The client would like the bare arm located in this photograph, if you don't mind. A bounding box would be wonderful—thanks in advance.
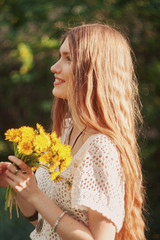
[88,209,116,240]
[6,156,116,240]
[0,161,37,225]
[16,194,38,226]
[4,159,38,225]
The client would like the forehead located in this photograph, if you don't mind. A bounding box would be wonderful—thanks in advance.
[60,38,70,54]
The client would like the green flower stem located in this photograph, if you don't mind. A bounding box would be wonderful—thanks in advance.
[5,143,19,218]
[5,185,12,211]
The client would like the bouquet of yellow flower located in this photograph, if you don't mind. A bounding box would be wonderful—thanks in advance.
[4,123,72,218]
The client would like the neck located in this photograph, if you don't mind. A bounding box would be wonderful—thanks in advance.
[67,119,86,149]
[72,118,85,132]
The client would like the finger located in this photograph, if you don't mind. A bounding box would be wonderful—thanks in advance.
[0,162,12,175]
[6,170,33,194]
[5,175,19,191]
[0,162,11,170]
[7,163,28,175]
[6,176,15,187]
[6,169,18,179]
[8,156,30,172]
[5,169,24,184]
[7,164,19,175]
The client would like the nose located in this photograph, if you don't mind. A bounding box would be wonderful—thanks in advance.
[50,61,61,73]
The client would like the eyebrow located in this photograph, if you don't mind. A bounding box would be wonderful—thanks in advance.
[59,50,70,56]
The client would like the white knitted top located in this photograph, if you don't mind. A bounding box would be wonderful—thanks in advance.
[30,123,125,239]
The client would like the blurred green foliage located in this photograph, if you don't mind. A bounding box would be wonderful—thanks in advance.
[0,0,160,239]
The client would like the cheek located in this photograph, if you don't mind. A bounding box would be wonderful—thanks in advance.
[52,84,68,99]
[65,68,72,81]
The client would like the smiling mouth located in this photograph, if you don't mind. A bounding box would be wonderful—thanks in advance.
[54,77,65,86]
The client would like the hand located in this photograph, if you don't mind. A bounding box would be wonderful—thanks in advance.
[0,162,11,187]
[5,156,40,203]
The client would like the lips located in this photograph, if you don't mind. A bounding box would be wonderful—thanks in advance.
[54,76,65,86]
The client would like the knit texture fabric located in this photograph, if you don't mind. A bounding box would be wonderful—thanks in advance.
[30,124,125,239]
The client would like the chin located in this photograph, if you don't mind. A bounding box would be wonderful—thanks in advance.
[52,89,68,99]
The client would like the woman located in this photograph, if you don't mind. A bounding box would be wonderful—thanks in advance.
[0,23,146,240]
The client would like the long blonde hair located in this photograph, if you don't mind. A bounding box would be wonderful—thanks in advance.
[52,23,146,239]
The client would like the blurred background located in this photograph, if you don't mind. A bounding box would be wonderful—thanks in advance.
[0,0,159,239]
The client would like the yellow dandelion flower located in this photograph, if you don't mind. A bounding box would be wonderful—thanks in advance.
[54,176,62,182]
[49,156,60,171]
[51,131,61,145]
[59,156,72,173]
[59,165,66,173]
[17,140,33,155]
[51,131,57,140]
[38,152,52,165]
[51,143,61,155]
[5,128,22,143]
[34,133,51,154]
[50,154,60,163]
[58,144,72,159]
[50,171,59,181]
[20,126,35,143]
[36,123,45,134]
[31,166,39,172]
[64,156,72,167]
[49,162,59,172]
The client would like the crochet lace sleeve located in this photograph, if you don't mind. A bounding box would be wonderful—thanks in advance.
[71,134,125,232]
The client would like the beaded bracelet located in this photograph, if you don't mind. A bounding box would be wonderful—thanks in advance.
[52,211,67,233]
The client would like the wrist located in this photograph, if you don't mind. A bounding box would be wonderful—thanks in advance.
[28,188,44,207]
[21,210,38,222]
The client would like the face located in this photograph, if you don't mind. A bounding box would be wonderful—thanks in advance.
[50,38,72,99]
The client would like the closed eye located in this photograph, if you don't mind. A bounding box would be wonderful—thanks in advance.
[66,56,71,62]
[58,53,71,62]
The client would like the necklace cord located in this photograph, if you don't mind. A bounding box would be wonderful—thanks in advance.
[68,127,86,150]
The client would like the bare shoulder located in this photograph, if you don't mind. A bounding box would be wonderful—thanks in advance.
[82,128,100,142]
